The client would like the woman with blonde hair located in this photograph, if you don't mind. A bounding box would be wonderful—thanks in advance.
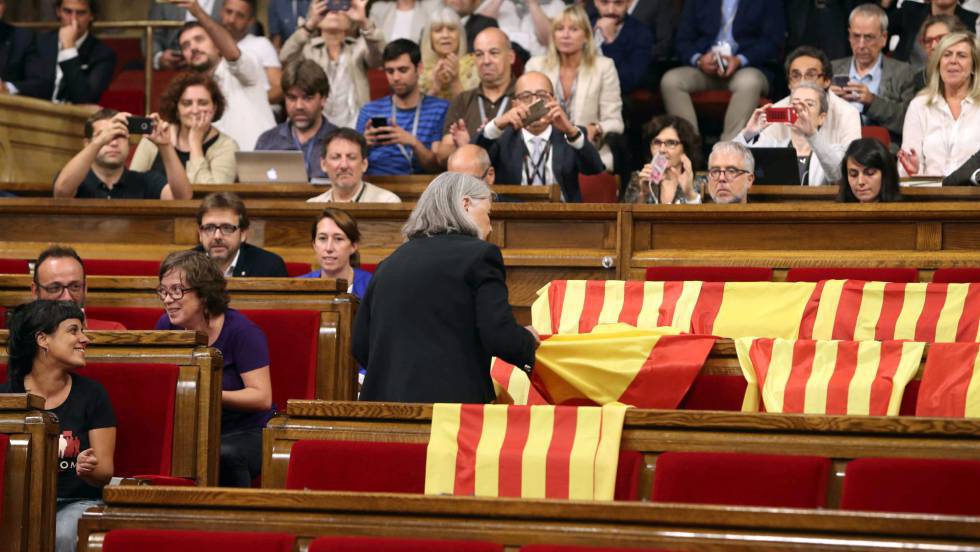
[525,4,623,170]
[900,32,980,177]
[419,7,479,99]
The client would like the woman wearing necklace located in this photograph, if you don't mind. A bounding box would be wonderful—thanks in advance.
[2,301,116,552]
[735,82,845,186]
[281,0,385,129]
[900,32,980,178]
[130,73,238,184]
[299,208,372,298]
[525,4,623,171]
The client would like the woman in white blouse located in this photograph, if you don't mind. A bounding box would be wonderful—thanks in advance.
[525,4,623,171]
[900,32,980,177]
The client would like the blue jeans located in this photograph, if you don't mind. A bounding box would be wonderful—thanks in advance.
[56,498,102,552]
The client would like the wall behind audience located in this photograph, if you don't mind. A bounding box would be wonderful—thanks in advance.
[11,1,273,33]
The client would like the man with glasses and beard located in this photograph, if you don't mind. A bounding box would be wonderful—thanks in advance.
[193,192,289,277]
[31,245,125,329]
[706,141,755,204]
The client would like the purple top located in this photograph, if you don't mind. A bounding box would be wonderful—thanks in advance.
[156,308,274,433]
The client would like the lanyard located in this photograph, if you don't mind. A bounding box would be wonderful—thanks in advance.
[523,138,552,185]
[478,95,509,124]
[391,98,423,163]
[291,122,321,179]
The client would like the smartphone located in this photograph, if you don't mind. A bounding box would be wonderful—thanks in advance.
[522,99,549,126]
[715,50,729,73]
[765,106,798,125]
[126,116,155,135]
[649,153,669,184]
[832,75,850,87]
[326,0,351,10]
[370,116,389,128]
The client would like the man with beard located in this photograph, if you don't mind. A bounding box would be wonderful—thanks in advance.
[355,39,448,175]
[255,60,337,180]
[174,0,275,150]
[194,192,289,277]
[590,0,652,95]
[307,128,400,202]
[706,141,755,204]
[53,109,192,199]
[31,245,125,330]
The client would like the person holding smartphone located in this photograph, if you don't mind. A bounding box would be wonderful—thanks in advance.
[53,109,192,199]
[623,114,702,204]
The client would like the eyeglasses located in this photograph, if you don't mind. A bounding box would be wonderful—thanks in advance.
[514,91,553,103]
[922,34,947,48]
[156,286,193,300]
[789,69,823,82]
[36,282,84,295]
[199,223,239,235]
[708,167,750,180]
[652,139,681,149]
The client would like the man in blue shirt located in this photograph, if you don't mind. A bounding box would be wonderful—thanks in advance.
[268,0,310,49]
[255,59,337,180]
[355,39,449,176]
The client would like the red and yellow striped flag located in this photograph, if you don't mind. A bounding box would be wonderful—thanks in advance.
[799,280,980,343]
[425,403,628,500]
[916,343,980,417]
[735,338,924,415]
[490,357,550,405]
[689,282,816,338]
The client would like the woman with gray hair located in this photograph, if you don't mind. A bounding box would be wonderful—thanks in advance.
[418,7,479,99]
[735,81,846,185]
[353,172,539,403]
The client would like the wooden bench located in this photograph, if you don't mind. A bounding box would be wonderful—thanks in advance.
[747,184,970,202]
[0,276,359,402]
[76,486,980,551]
[0,330,221,486]
[262,398,980,509]
[0,393,59,552]
[0,95,89,184]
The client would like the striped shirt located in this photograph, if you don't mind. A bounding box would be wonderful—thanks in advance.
[356,94,449,175]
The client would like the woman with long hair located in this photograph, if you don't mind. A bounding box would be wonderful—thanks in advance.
[838,138,902,203]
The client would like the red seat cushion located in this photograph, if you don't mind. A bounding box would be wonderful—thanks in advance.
[841,457,980,516]
[786,267,918,283]
[932,268,980,283]
[861,125,891,150]
[285,262,312,277]
[522,546,678,552]
[83,363,177,478]
[579,173,619,203]
[678,374,747,411]
[84,307,163,330]
[645,266,773,282]
[368,68,389,100]
[83,259,161,276]
[614,450,643,501]
[286,440,427,493]
[651,451,830,508]
[241,310,320,410]
[0,258,30,274]
[309,536,503,552]
[0,434,8,522]
[103,529,294,552]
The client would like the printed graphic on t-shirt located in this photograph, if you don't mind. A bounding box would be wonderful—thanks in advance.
[59,430,81,472]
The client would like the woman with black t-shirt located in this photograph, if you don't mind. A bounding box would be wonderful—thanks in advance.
[1,301,116,552]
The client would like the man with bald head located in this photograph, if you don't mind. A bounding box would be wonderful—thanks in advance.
[448,144,495,185]
[476,71,605,202]
[436,27,515,165]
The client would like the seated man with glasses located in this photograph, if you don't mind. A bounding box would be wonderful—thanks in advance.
[706,141,755,204]
[192,192,289,277]
[474,71,605,202]
[31,245,125,329]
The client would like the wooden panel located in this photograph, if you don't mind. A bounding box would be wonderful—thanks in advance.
[0,95,92,184]
[650,222,918,251]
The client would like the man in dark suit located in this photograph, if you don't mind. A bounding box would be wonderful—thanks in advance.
[0,0,54,98]
[35,0,116,104]
[590,0,653,94]
[475,71,605,202]
[194,192,289,277]
[445,0,498,52]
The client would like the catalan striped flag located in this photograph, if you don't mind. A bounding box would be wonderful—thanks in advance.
[690,282,816,339]
[735,338,924,415]
[799,280,980,343]
[916,343,980,417]
[425,403,628,500]
[490,357,549,406]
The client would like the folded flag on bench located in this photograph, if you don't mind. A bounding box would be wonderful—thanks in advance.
[425,403,628,500]
[916,342,980,418]
[735,338,924,415]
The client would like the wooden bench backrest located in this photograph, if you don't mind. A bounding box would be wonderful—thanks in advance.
[0,394,59,552]
[0,331,221,486]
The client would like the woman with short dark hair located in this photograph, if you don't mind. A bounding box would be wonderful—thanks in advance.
[838,138,902,203]
[624,114,702,204]
[154,250,273,487]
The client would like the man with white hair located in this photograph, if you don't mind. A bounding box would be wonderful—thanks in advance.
[706,141,755,204]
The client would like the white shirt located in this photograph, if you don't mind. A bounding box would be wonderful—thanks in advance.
[53,32,89,102]
[770,90,862,149]
[185,0,216,21]
[901,93,980,177]
[389,8,416,41]
[307,181,402,203]
[237,35,279,92]
[211,51,276,151]
[222,248,242,277]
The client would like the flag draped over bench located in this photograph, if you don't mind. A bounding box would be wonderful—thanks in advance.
[735,338,924,415]
[916,342,980,417]
[425,403,628,500]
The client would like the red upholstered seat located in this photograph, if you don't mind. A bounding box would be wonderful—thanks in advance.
[241,310,321,411]
[101,38,142,77]
[678,374,747,411]
[614,450,643,501]
[103,529,294,552]
[861,125,891,149]
[0,258,30,274]
[84,307,163,330]
[0,434,8,523]
[841,457,980,516]
[522,546,678,552]
[368,68,389,100]
[786,267,918,283]
[932,268,980,283]
[579,173,619,203]
[309,536,503,552]
[645,266,773,282]
[84,363,178,479]
[651,451,830,508]
[360,263,377,273]
[285,262,312,277]
[83,259,161,276]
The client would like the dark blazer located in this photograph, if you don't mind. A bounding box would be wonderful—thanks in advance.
[890,3,978,63]
[475,125,606,202]
[464,14,498,52]
[0,21,52,99]
[590,14,653,94]
[193,242,288,277]
[37,31,116,103]
[354,233,537,404]
[944,149,980,187]
[831,56,915,137]
[674,0,785,82]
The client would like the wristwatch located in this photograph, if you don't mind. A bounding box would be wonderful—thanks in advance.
[565,129,583,142]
